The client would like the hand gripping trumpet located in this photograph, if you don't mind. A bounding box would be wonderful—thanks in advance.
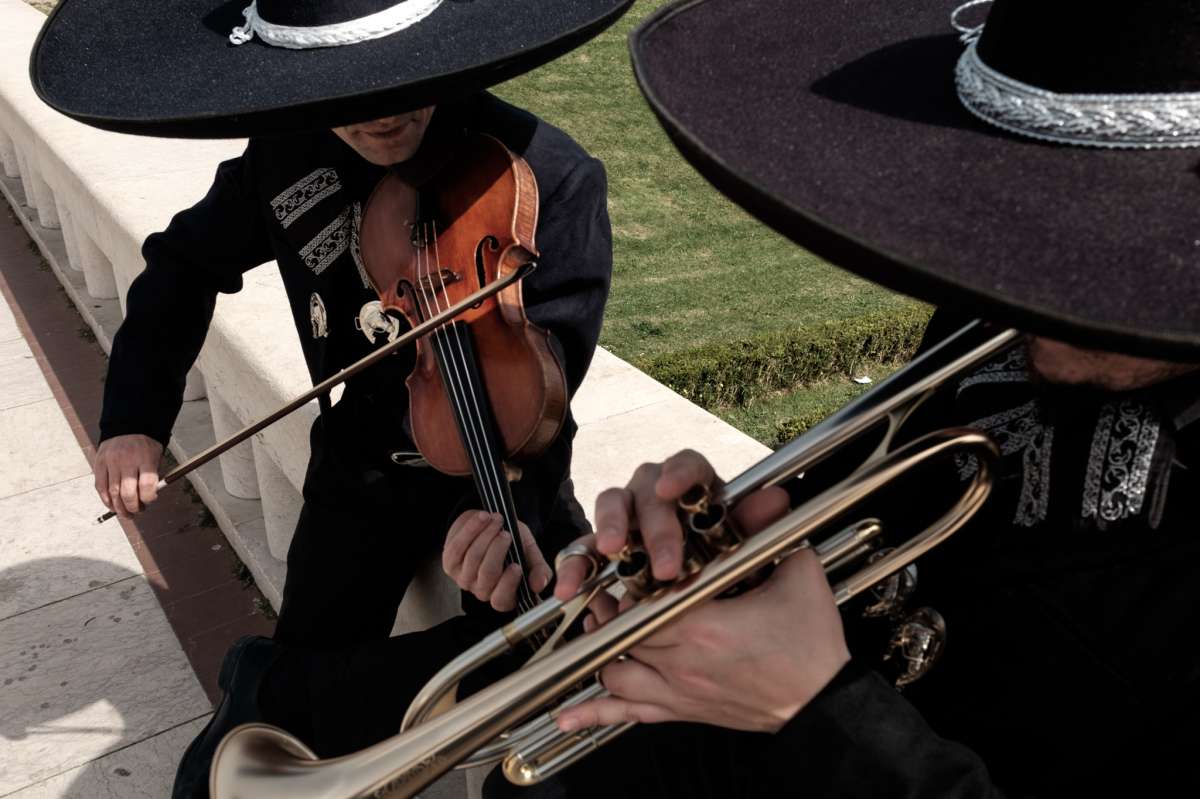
[210,321,1020,799]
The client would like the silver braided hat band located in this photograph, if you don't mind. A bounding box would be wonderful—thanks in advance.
[230,0,443,49]
[954,41,1200,150]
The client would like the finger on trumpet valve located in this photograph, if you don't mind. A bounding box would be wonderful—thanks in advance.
[615,547,656,599]
[677,483,710,514]
[862,550,918,619]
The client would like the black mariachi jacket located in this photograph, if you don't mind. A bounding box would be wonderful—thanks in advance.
[99,94,611,539]
[757,314,1200,797]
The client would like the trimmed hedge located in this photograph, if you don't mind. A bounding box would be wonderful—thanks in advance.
[636,304,933,409]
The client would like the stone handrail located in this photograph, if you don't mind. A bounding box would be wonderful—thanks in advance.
[0,0,770,636]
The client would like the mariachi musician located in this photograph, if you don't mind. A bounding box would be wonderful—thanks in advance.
[527,0,1200,797]
[30,0,630,796]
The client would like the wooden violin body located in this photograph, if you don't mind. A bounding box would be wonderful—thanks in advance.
[359,133,567,476]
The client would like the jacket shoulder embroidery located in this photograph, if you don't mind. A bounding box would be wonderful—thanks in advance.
[271,167,342,229]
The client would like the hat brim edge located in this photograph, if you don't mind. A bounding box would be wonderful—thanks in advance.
[629,0,1200,360]
[30,0,634,140]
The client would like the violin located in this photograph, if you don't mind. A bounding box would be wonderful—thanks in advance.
[358,132,567,614]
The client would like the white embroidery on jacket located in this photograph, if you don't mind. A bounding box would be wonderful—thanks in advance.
[958,400,1053,527]
[956,347,1029,395]
[350,202,372,289]
[1081,401,1161,522]
[271,168,342,229]
[300,207,352,275]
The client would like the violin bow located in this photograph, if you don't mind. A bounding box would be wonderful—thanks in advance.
[96,262,536,524]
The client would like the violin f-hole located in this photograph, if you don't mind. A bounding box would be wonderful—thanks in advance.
[473,236,500,308]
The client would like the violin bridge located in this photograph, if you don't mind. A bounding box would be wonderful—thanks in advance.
[410,223,429,249]
[417,269,462,295]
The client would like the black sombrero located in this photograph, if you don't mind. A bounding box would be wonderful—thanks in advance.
[631,0,1200,358]
[31,0,631,138]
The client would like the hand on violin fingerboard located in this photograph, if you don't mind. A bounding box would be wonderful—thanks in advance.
[443,510,551,612]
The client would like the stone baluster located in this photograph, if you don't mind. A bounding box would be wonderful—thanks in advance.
[0,129,18,178]
[74,227,119,300]
[207,390,260,500]
[53,197,83,272]
[15,147,35,211]
[183,367,207,402]
[28,169,59,230]
[251,436,301,562]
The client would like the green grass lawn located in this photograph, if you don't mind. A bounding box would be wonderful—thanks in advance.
[496,1,920,367]
[495,1,927,442]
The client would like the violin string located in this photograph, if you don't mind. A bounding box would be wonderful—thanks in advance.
[429,226,542,611]
[416,222,502,530]
[412,222,544,619]
[411,219,538,616]
[415,222,501,531]
[411,220,495,526]
[423,221,539,615]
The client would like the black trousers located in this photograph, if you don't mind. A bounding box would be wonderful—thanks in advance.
[266,392,587,756]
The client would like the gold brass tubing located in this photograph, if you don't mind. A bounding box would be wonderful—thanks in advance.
[812,519,883,567]
[212,429,997,799]
[401,564,621,769]
[210,323,1020,798]
[503,721,637,786]
[499,434,995,784]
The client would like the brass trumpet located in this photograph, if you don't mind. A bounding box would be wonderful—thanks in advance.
[210,321,1020,799]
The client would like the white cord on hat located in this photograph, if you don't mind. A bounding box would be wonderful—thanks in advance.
[230,0,443,49]
[950,0,991,44]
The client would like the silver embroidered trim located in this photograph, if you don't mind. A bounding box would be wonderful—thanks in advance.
[1081,401,1162,522]
[955,43,1200,149]
[350,202,372,289]
[300,207,352,275]
[958,400,1053,527]
[270,168,341,229]
[956,347,1029,395]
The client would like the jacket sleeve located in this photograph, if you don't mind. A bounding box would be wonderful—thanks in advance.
[521,155,613,399]
[100,144,274,445]
[764,660,1004,798]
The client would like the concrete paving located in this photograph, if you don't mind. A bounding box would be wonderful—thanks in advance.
[0,242,212,796]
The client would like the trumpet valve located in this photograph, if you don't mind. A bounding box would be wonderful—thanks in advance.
[687,501,739,554]
[862,551,918,618]
[677,483,710,514]
[615,548,656,599]
[883,607,946,688]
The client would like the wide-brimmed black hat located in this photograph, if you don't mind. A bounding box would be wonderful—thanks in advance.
[631,0,1200,358]
[31,0,631,138]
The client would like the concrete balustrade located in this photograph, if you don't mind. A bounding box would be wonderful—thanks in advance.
[0,0,770,703]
